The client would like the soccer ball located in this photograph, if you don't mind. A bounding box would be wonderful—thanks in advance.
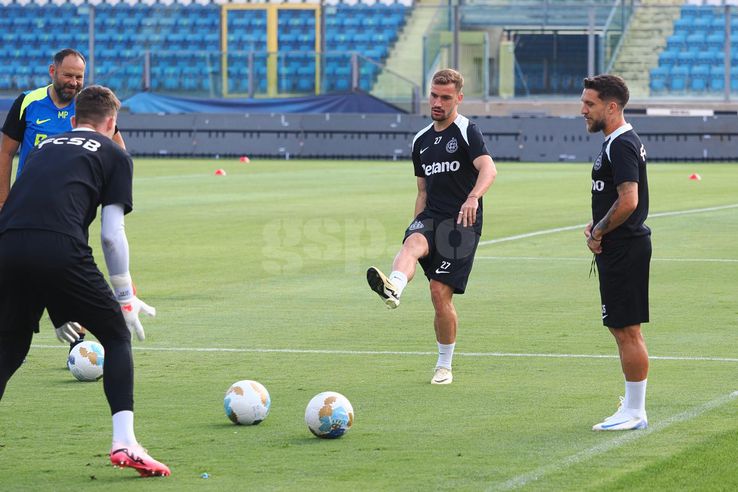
[224,380,271,425]
[67,341,105,382]
[304,391,354,438]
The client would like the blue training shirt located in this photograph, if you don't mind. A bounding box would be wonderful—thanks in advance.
[1,85,75,176]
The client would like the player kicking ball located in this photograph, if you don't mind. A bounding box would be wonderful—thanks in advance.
[367,69,496,385]
[0,86,169,476]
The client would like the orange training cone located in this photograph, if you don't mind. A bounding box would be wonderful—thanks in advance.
[215,169,227,176]
[689,173,701,181]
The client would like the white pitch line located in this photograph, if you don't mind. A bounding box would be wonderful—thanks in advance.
[28,345,738,363]
[476,256,738,263]
[479,203,738,247]
[649,203,738,218]
[492,390,738,491]
[479,224,586,246]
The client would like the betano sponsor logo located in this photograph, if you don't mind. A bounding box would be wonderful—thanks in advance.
[422,160,460,176]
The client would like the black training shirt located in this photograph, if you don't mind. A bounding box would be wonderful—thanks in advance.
[0,128,133,245]
[591,123,650,240]
[411,114,490,234]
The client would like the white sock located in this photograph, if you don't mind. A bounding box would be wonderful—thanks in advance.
[112,410,137,447]
[388,271,408,296]
[436,342,455,369]
[624,379,647,414]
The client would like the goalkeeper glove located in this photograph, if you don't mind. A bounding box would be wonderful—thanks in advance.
[110,273,156,341]
[55,321,82,344]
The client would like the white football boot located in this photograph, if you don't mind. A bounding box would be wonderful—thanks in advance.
[592,397,648,431]
[366,267,400,309]
[431,367,453,385]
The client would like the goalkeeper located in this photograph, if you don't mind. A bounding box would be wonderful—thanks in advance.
[0,86,169,477]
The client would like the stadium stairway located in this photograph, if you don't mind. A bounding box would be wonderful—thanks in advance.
[372,0,439,97]
[610,0,684,98]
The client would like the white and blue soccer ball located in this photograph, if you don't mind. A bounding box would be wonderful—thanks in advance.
[224,380,271,425]
[305,391,354,439]
[67,341,105,382]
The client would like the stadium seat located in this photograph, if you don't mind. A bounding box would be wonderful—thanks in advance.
[709,77,724,92]
[686,32,707,48]
[669,65,689,93]
[677,51,698,64]
[693,17,712,32]
[667,33,687,49]
[0,1,406,95]
[690,64,710,92]
[650,76,666,94]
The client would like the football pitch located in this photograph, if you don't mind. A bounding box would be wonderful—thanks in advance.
[1,158,737,491]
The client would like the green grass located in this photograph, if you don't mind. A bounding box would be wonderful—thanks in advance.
[1,159,737,491]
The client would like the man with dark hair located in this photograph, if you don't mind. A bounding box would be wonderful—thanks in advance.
[581,74,651,431]
[0,48,126,346]
[0,85,170,476]
[367,68,497,385]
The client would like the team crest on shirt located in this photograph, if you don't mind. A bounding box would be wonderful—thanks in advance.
[409,220,425,231]
[593,153,603,171]
[445,137,458,154]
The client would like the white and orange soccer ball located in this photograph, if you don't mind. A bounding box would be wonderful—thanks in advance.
[304,391,354,438]
[224,380,271,425]
[67,341,105,381]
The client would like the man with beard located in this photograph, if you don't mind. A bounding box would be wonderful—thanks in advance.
[581,74,651,431]
[0,48,126,347]
[0,85,169,477]
[366,69,497,385]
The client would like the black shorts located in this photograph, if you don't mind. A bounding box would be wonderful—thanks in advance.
[403,211,481,294]
[0,230,128,339]
[595,235,651,329]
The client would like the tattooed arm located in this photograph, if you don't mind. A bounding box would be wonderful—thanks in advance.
[587,181,639,253]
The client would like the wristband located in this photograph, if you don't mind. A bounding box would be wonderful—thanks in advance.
[110,273,134,301]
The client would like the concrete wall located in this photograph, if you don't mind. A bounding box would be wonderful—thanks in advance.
[3,111,737,162]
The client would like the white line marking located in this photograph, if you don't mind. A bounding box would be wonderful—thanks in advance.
[492,390,738,491]
[28,345,738,362]
[649,203,738,218]
[479,203,738,247]
[476,256,738,263]
[480,225,586,246]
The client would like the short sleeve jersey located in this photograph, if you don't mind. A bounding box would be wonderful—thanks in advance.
[591,123,650,240]
[0,129,133,245]
[411,114,490,234]
[1,85,75,175]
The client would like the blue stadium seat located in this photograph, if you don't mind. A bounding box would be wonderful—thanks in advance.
[709,76,724,92]
[661,64,686,94]
[650,66,669,78]
[657,49,676,70]
[333,78,350,92]
[706,32,725,50]
[296,77,314,92]
[686,32,706,48]
[709,16,726,31]
[673,17,694,34]
[689,64,710,78]
[677,51,697,64]
[680,5,700,19]
[0,2,402,95]
[650,76,666,94]
[692,17,711,32]
[0,74,12,91]
[667,33,687,49]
